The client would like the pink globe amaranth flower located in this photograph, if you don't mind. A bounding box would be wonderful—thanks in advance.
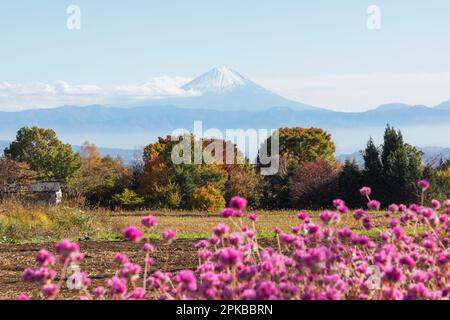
[129,287,146,300]
[418,179,430,191]
[307,223,320,235]
[113,253,129,265]
[162,228,176,241]
[195,239,210,249]
[279,233,296,244]
[220,208,234,218]
[122,225,144,243]
[337,205,349,214]
[141,215,158,228]
[36,249,55,267]
[209,235,220,245]
[444,199,450,209]
[431,199,441,210]
[319,210,339,225]
[143,242,155,253]
[383,267,405,283]
[55,239,79,261]
[242,289,257,300]
[42,284,59,299]
[256,281,278,299]
[213,223,229,237]
[21,268,37,282]
[108,276,127,295]
[353,209,365,220]
[274,227,281,234]
[93,286,105,298]
[360,186,372,197]
[389,219,400,229]
[229,196,247,210]
[399,255,416,269]
[333,199,345,208]
[367,200,381,211]
[362,217,373,230]
[388,204,399,212]
[16,294,30,300]
[217,247,243,267]
[120,263,141,279]
[249,213,258,221]
[176,270,197,291]
[297,211,309,221]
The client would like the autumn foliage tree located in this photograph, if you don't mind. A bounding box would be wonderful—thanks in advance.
[71,142,132,207]
[289,160,341,209]
[258,127,337,209]
[0,159,38,200]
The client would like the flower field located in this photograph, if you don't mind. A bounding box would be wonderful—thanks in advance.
[8,182,450,300]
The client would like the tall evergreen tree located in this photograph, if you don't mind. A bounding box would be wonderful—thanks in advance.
[362,138,383,200]
[338,159,364,208]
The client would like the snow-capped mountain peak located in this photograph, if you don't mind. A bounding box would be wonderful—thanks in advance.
[182,66,249,93]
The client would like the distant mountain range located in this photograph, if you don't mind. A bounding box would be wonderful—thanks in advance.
[337,147,450,166]
[0,140,138,164]
[0,67,449,154]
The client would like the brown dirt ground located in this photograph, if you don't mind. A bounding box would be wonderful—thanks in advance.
[0,239,200,300]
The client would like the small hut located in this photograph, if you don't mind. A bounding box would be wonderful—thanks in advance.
[27,181,63,205]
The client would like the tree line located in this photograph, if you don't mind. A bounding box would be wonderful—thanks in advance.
[1,126,448,210]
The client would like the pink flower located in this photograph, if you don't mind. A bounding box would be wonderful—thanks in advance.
[297,212,309,221]
[333,199,345,208]
[41,284,59,299]
[220,208,234,218]
[113,253,129,265]
[431,199,441,210]
[176,270,197,291]
[122,226,144,242]
[229,196,247,210]
[162,228,176,241]
[129,287,146,300]
[367,200,381,211]
[36,249,55,267]
[108,276,127,295]
[143,242,155,252]
[93,287,105,298]
[213,223,229,237]
[249,213,258,221]
[418,180,430,191]
[444,199,450,209]
[16,294,30,300]
[141,216,158,228]
[360,187,372,197]
[353,209,366,220]
[319,210,339,225]
[55,239,79,261]
[217,248,243,266]
[388,204,399,212]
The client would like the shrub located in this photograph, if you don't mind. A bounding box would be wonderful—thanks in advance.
[112,188,144,210]
[191,184,225,211]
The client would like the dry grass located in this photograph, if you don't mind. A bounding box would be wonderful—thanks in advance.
[0,202,415,243]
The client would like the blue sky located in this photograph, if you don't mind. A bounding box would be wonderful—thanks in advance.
[1,0,450,111]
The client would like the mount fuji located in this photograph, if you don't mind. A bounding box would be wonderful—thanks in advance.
[141,67,319,111]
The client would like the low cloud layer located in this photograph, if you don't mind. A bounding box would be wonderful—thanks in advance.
[0,77,197,111]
